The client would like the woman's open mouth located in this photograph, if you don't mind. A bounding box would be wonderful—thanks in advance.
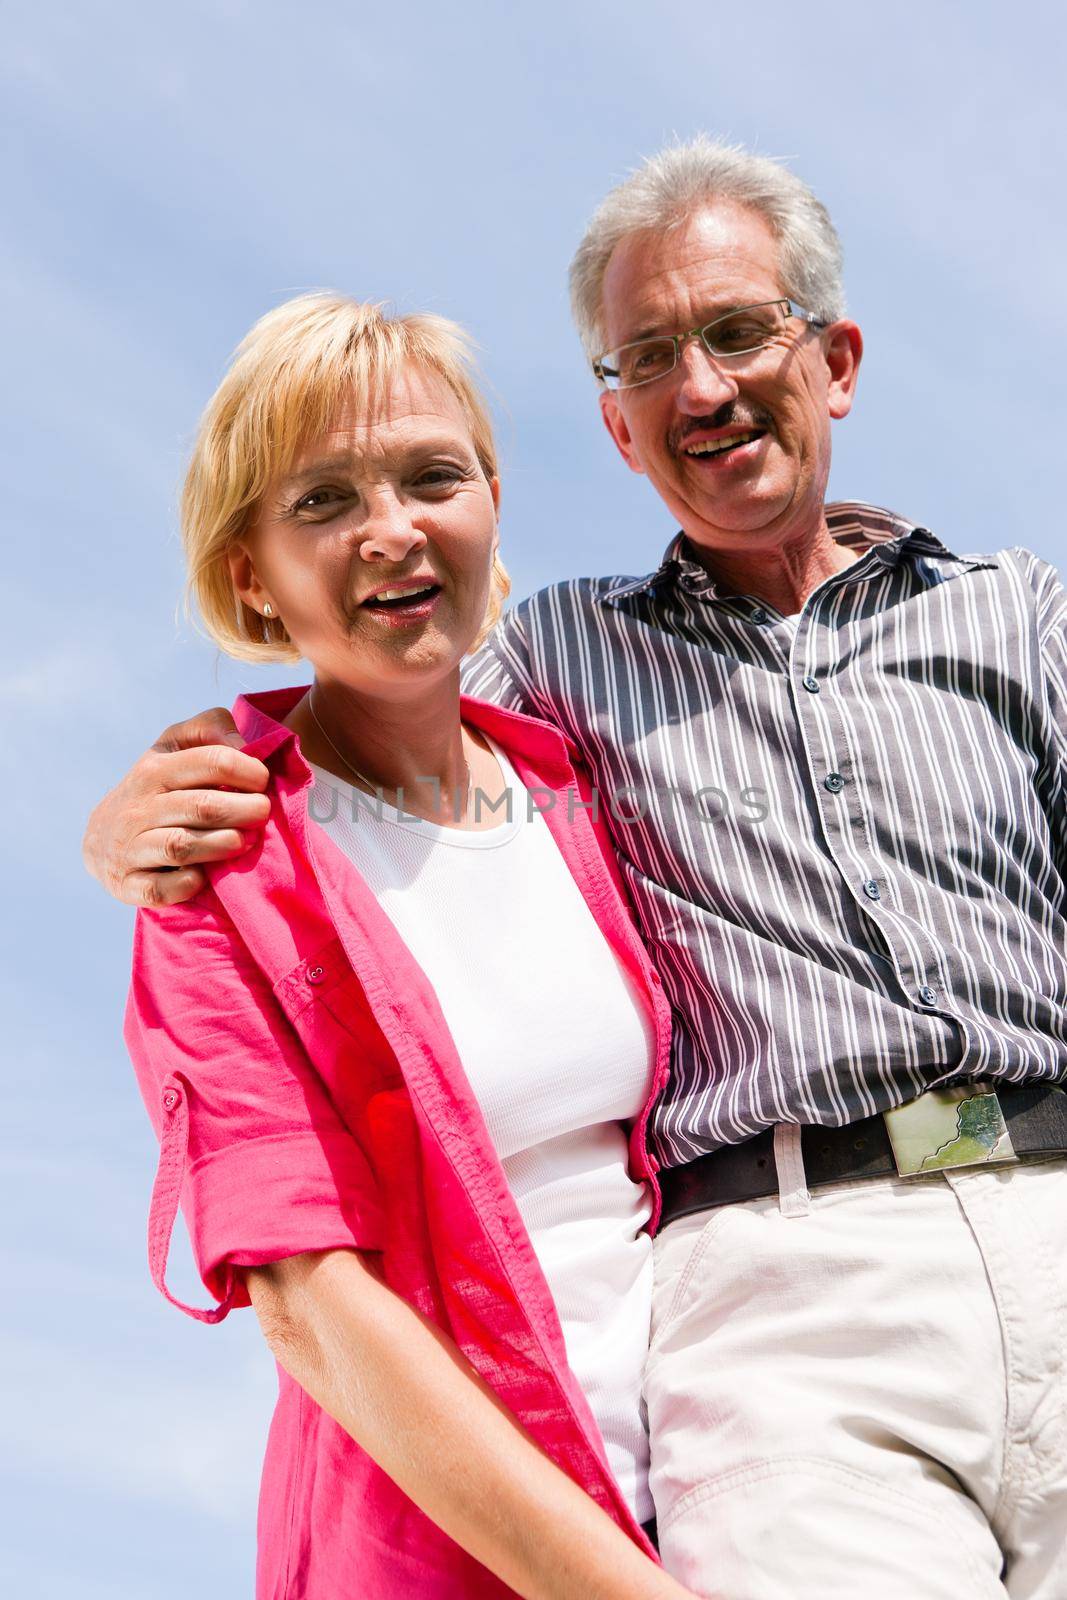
[361,583,443,625]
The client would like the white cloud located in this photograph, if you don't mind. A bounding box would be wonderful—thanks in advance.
[4,641,129,715]
[0,1329,272,1523]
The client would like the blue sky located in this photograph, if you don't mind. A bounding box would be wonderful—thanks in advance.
[4,1,1065,1592]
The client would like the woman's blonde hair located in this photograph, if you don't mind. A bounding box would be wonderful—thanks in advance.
[181,292,510,663]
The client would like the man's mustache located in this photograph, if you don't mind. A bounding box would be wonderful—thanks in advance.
[670,403,776,454]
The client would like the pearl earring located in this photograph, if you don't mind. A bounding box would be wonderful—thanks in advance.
[263,603,274,618]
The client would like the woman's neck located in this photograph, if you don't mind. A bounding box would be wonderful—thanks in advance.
[286,672,473,823]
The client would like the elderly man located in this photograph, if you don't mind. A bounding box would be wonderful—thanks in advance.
[85,139,1067,1598]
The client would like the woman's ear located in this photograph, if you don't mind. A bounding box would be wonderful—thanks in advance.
[228,541,269,614]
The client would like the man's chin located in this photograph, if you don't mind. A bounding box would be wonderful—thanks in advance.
[675,488,800,549]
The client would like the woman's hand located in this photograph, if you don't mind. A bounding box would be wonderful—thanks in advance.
[82,707,271,906]
[247,1248,702,1600]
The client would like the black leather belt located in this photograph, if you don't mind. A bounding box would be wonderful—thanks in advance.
[658,1084,1067,1230]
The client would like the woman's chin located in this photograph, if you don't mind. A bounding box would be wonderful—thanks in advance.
[319,637,468,697]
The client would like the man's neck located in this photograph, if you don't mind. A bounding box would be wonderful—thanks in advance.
[683,513,861,614]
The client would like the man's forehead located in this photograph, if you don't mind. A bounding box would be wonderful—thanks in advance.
[600,202,783,341]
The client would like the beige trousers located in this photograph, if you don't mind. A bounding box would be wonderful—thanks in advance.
[645,1145,1067,1599]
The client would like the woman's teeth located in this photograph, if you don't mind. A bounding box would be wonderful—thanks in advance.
[367,585,437,608]
[684,430,762,458]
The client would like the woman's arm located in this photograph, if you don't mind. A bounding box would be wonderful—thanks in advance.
[247,1248,699,1600]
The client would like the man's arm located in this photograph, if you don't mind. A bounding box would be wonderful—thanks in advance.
[85,609,548,910]
[462,607,544,713]
[248,1249,696,1600]
[82,708,272,906]
[1035,560,1067,876]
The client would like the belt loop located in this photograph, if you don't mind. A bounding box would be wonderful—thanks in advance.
[773,1124,812,1217]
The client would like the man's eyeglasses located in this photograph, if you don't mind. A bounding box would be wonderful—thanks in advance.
[592,299,826,391]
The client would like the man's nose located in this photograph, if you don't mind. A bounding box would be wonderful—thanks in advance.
[357,495,428,563]
[673,337,740,414]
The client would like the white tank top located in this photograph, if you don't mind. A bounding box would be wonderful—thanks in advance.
[307,740,655,1521]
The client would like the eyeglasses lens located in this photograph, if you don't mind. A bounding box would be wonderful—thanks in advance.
[703,304,784,356]
[604,302,789,389]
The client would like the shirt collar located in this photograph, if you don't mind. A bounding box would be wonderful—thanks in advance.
[599,500,998,607]
[232,683,584,780]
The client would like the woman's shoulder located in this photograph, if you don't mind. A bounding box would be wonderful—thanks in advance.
[133,879,245,962]
[459,693,587,780]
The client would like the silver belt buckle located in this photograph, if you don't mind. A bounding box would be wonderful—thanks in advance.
[883,1084,1018,1177]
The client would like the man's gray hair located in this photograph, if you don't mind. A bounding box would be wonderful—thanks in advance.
[569,135,847,363]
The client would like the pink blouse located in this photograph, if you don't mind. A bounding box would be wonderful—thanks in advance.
[124,685,670,1597]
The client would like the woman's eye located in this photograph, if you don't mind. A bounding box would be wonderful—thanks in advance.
[414,466,464,489]
[294,488,344,513]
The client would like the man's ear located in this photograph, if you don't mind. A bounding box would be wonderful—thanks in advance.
[824,320,863,421]
[599,391,647,476]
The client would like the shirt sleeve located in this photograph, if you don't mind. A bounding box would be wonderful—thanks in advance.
[1032,555,1067,875]
[460,608,542,713]
[124,891,386,1322]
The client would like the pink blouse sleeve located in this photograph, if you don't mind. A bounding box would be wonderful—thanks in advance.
[124,891,385,1321]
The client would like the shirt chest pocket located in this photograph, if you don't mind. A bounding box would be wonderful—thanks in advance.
[274,937,407,1106]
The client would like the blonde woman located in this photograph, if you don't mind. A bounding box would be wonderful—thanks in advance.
[123,294,694,1600]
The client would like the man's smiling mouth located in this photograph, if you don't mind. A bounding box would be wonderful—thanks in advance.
[682,429,766,460]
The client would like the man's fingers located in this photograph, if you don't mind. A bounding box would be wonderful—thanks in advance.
[122,866,209,908]
[148,787,272,832]
[84,712,275,903]
[83,716,272,902]
[142,743,271,794]
[127,826,257,873]
[152,707,244,753]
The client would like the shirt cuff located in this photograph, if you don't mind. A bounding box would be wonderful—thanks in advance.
[184,1129,386,1308]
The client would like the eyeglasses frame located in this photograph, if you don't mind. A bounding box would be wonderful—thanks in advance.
[592,298,828,390]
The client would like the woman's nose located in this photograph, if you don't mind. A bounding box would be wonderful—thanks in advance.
[357,500,428,563]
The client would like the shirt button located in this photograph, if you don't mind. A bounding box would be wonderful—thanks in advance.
[649,970,661,987]
[824,772,845,793]
[751,607,768,624]
[307,964,326,985]
[802,676,820,693]
[918,985,939,1007]
[162,1087,181,1113]
[862,878,881,900]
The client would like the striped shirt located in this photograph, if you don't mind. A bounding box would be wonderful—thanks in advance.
[462,502,1067,1168]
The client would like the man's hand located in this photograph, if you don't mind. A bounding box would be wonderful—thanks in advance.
[82,707,272,908]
